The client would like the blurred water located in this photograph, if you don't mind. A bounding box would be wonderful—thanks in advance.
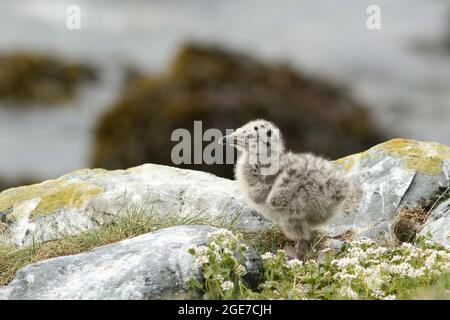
[0,0,449,182]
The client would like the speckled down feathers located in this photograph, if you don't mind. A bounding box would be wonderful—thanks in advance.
[229,120,351,246]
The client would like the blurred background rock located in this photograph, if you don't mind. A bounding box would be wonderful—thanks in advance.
[1,0,450,189]
[93,44,383,178]
[0,52,97,106]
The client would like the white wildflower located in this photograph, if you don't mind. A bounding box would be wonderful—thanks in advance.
[221,281,234,291]
[214,274,224,282]
[424,253,437,270]
[210,241,220,250]
[209,229,234,238]
[287,259,303,268]
[262,252,275,260]
[195,245,208,255]
[194,255,208,266]
[235,265,247,277]
[366,247,388,256]
[338,286,358,299]
[401,242,413,249]
[334,272,358,281]
[365,268,383,291]
[215,252,223,263]
[371,289,386,299]
[332,257,359,269]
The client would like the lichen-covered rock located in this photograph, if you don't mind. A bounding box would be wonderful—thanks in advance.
[92,43,384,180]
[0,52,97,105]
[1,139,449,248]
[323,139,450,244]
[0,225,263,300]
[0,164,268,246]
[418,199,450,247]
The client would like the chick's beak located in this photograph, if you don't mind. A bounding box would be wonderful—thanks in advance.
[218,134,235,145]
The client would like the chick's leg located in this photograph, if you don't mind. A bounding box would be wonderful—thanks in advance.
[294,238,309,261]
[280,218,311,260]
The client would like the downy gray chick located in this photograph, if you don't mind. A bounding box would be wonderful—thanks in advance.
[219,119,350,259]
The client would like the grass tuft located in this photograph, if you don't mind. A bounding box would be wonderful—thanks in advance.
[0,201,284,286]
[2,198,449,300]
[0,202,206,286]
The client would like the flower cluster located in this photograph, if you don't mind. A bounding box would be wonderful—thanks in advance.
[187,229,249,299]
[252,235,450,300]
[188,230,449,300]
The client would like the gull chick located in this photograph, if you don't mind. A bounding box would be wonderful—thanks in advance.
[219,119,350,259]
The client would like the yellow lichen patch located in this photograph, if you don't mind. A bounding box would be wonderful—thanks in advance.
[0,180,103,218]
[334,148,371,173]
[376,139,450,175]
[335,139,450,176]
[335,153,359,173]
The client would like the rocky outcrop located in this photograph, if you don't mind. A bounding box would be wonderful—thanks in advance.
[92,43,384,180]
[0,164,268,247]
[0,138,449,300]
[0,225,262,300]
[0,139,449,248]
[325,138,450,246]
[419,199,450,247]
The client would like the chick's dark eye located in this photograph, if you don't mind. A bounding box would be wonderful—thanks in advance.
[267,129,272,137]
[254,126,258,131]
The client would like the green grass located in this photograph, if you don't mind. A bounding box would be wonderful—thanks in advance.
[1,202,449,300]
[0,201,286,286]
[0,203,206,286]
[240,226,285,255]
[400,273,450,300]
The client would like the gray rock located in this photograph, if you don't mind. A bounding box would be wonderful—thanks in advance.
[0,139,449,248]
[321,139,450,245]
[0,164,269,246]
[418,199,450,247]
[316,238,346,263]
[0,225,262,300]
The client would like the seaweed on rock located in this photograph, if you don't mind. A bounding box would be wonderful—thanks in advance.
[0,52,97,105]
[93,43,385,179]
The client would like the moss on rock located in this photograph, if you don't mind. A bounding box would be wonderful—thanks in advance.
[92,43,384,179]
[336,138,450,175]
[0,52,97,105]
[378,139,450,175]
[0,180,103,219]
